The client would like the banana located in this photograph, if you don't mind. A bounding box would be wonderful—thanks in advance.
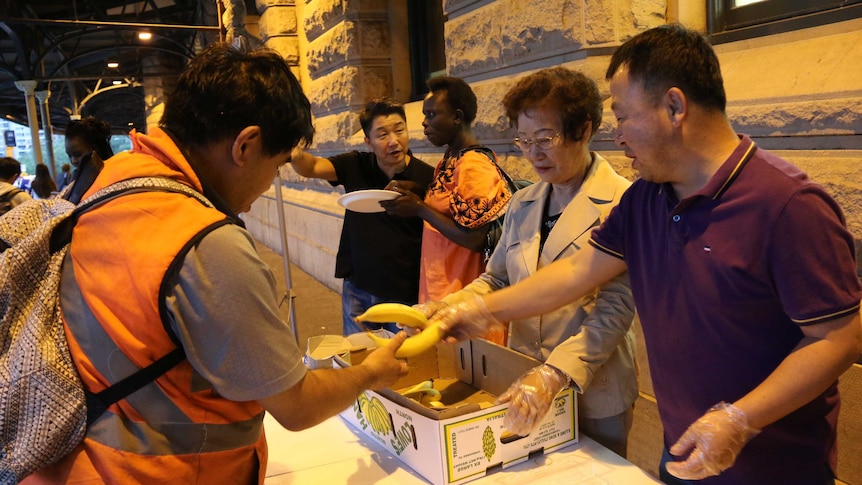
[367,321,445,358]
[355,303,429,329]
[400,380,442,400]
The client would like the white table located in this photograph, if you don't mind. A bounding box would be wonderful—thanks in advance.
[264,413,661,484]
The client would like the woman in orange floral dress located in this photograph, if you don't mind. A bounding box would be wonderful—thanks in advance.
[382,76,511,344]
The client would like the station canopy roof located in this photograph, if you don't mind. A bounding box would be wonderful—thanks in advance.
[0,0,223,135]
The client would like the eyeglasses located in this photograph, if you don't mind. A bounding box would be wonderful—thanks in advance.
[512,132,562,152]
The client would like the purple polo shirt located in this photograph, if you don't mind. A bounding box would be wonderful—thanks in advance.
[591,135,861,484]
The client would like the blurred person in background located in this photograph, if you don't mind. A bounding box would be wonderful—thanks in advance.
[28,163,57,199]
[63,116,115,203]
[0,156,31,215]
[55,163,72,191]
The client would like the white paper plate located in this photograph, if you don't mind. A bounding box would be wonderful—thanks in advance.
[337,189,399,213]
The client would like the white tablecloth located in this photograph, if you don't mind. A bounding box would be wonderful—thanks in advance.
[264,413,661,484]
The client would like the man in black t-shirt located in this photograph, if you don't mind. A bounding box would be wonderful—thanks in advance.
[291,98,434,335]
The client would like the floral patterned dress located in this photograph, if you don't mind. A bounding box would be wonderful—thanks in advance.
[419,148,511,343]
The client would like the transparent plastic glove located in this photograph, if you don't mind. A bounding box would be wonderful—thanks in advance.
[665,401,761,480]
[396,301,449,336]
[495,364,569,436]
[431,293,502,342]
[412,301,449,320]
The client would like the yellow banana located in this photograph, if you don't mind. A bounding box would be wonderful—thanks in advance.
[367,322,445,358]
[400,380,441,400]
[355,303,428,329]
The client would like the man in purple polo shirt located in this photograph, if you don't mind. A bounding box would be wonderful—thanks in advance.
[427,24,862,485]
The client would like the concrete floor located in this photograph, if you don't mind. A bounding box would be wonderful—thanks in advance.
[255,240,343,349]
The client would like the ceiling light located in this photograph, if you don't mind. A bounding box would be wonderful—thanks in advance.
[138,32,152,40]
[107,61,119,68]
[112,80,123,85]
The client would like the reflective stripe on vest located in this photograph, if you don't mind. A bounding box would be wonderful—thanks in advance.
[61,253,263,455]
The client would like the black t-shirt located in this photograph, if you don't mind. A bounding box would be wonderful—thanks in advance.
[329,151,435,302]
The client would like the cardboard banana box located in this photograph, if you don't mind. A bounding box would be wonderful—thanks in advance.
[335,339,577,485]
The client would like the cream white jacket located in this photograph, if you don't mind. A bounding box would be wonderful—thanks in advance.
[457,154,638,419]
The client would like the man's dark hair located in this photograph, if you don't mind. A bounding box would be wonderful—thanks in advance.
[426,76,478,125]
[65,116,114,160]
[161,43,314,156]
[503,67,602,143]
[0,157,21,180]
[359,98,407,137]
[605,23,726,113]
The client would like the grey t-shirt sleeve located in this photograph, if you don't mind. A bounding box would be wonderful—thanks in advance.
[164,224,307,402]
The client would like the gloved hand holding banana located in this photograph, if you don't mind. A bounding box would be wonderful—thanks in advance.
[495,364,570,437]
[426,293,503,342]
[355,303,445,358]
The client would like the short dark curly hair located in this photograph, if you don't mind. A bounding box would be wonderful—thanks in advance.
[65,116,114,160]
[502,67,602,143]
[0,157,21,180]
[161,43,314,157]
[426,76,478,125]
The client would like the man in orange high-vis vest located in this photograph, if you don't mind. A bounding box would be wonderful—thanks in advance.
[23,43,408,485]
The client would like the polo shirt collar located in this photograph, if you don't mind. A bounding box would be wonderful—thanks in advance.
[661,134,758,203]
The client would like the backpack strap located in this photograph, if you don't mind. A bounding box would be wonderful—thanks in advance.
[460,145,519,194]
[52,177,219,426]
[50,177,213,253]
[0,188,22,200]
[84,348,185,426]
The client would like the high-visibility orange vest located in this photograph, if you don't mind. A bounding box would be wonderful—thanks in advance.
[24,128,268,484]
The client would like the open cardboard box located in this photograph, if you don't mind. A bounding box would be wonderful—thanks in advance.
[336,339,577,485]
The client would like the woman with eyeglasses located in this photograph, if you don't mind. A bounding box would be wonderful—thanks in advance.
[63,116,115,203]
[422,67,638,457]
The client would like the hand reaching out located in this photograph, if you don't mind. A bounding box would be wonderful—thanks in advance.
[359,332,410,390]
[412,300,449,319]
[429,293,503,342]
[496,364,569,436]
[665,401,761,480]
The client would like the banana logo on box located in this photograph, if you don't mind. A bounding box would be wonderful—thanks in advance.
[482,426,496,461]
[357,393,392,436]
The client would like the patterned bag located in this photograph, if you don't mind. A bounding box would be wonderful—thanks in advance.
[0,177,207,483]
[464,147,533,262]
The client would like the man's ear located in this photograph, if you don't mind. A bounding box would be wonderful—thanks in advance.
[665,88,686,125]
[231,126,263,167]
[363,136,372,150]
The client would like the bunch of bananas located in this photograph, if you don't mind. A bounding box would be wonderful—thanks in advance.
[355,303,445,358]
